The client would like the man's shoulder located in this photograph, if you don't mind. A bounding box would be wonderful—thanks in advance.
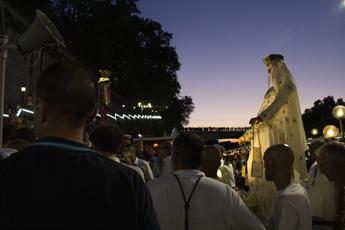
[278,184,310,207]
[0,144,139,179]
[148,173,232,192]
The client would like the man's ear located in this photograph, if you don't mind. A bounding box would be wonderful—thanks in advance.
[35,97,48,124]
[86,108,98,125]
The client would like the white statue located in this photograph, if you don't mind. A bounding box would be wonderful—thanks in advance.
[242,54,308,220]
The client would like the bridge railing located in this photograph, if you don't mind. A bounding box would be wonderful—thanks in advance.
[181,127,250,132]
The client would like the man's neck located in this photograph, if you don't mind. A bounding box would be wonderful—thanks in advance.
[38,123,84,144]
[274,176,292,191]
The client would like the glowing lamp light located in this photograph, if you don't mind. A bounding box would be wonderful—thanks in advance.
[323,125,339,139]
[20,86,26,93]
[333,105,345,120]
[311,128,318,136]
[332,105,345,138]
[153,143,159,148]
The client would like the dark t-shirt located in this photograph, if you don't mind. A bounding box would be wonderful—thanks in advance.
[0,137,160,230]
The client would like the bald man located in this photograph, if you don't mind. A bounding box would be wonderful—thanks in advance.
[202,145,221,179]
[264,144,312,230]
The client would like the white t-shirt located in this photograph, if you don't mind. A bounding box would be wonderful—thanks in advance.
[159,156,173,177]
[217,162,236,188]
[135,157,154,182]
[305,162,337,220]
[108,155,146,182]
[268,183,312,230]
[148,169,266,230]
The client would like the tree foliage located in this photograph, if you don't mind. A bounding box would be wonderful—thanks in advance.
[7,0,194,133]
[161,96,194,132]
[302,96,345,138]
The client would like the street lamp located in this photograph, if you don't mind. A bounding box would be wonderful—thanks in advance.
[20,86,26,106]
[332,105,345,138]
[311,128,318,137]
[323,125,339,139]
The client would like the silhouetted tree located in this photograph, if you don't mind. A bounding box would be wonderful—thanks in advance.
[6,0,194,133]
[161,96,194,133]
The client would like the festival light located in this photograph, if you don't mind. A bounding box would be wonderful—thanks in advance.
[311,128,318,136]
[20,86,26,93]
[332,105,345,138]
[323,125,339,139]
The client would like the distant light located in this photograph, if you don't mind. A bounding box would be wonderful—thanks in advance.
[20,86,26,93]
[22,108,34,114]
[16,109,22,117]
[153,143,159,148]
[122,105,125,108]
[311,128,318,136]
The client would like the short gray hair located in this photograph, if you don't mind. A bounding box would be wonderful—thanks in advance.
[319,141,345,162]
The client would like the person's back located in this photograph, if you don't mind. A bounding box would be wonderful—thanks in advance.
[148,134,265,230]
[159,155,173,177]
[0,139,154,229]
[217,161,236,188]
[264,144,312,230]
[148,170,262,230]
[136,157,154,182]
[0,62,159,230]
[305,139,337,223]
[269,183,312,230]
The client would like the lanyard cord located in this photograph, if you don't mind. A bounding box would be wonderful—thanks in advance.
[172,174,202,230]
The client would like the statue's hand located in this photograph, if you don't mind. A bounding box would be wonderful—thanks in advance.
[249,116,263,125]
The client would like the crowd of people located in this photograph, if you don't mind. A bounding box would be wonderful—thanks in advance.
[0,61,343,230]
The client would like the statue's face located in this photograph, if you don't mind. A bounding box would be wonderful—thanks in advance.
[266,63,272,74]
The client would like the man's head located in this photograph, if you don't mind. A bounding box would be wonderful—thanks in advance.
[308,138,325,161]
[318,141,345,184]
[157,141,172,160]
[172,134,204,170]
[89,124,123,154]
[121,144,137,164]
[201,145,221,178]
[122,134,132,146]
[263,144,294,182]
[34,62,98,137]
[14,117,23,129]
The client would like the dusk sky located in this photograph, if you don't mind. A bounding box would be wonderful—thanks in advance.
[137,0,345,127]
